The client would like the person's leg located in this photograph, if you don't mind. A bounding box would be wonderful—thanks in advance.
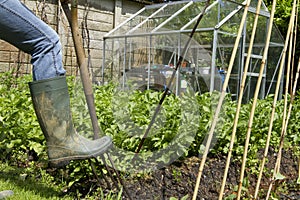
[0,0,112,167]
[0,0,65,80]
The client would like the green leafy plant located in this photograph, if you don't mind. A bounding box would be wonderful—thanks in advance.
[0,72,46,164]
[169,194,189,200]
[1,72,300,199]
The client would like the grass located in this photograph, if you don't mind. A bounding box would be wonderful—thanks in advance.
[0,162,73,200]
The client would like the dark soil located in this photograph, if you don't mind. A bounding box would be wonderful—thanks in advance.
[70,149,299,199]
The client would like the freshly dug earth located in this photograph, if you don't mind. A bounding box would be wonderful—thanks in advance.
[70,149,299,199]
[121,151,298,199]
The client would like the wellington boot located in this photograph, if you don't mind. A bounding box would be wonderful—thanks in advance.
[29,76,112,168]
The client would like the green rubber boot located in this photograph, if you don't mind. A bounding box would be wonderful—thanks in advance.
[29,76,112,168]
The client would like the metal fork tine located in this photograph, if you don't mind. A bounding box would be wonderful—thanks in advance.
[106,153,133,200]
[98,155,120,190]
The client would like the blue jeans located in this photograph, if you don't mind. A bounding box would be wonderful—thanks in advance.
[0,0,66,80]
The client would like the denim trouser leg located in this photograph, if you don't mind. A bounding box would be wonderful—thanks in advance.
[0,0,66,80]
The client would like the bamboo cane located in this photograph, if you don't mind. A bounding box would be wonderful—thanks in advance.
[290,0,298,94]
[277,14,294,174]
[290,11,297,94]
[218,0,263,199]
[191,1,251,199]
[235,0,277,197]
[274,28,294,175]
[265,2,297,198]
[266,57,300,199]
[298,158,300,184]
[61,0,101,139]
[252,0,286,197]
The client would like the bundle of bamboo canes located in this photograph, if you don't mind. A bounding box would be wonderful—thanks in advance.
[192,0,299,199]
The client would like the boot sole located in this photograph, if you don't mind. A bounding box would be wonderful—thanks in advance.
[49,143,113,168]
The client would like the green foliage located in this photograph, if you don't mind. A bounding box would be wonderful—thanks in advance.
[94,84,199,171]
[0,72,46,164]
[1,72,300,198]
[1,72,298,166]
[265,0,294,34]
[169,194,189,200]
[286,92,300,147]
[212,95,286,170]
[264,0,300,60]
[0,161,73,200]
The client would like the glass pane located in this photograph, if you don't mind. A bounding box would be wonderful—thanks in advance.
[271,25,285,44]
[129,1,191,35]
[156,1,206,32]
[110,5,163,36]
[185,0,243,30]
[103,38,126,81]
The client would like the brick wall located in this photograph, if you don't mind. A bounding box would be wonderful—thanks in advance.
[0,0,144,81]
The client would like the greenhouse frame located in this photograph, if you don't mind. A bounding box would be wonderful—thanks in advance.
[102,0,284,102]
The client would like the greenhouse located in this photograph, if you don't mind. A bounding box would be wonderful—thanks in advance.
[102,0,284,102]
